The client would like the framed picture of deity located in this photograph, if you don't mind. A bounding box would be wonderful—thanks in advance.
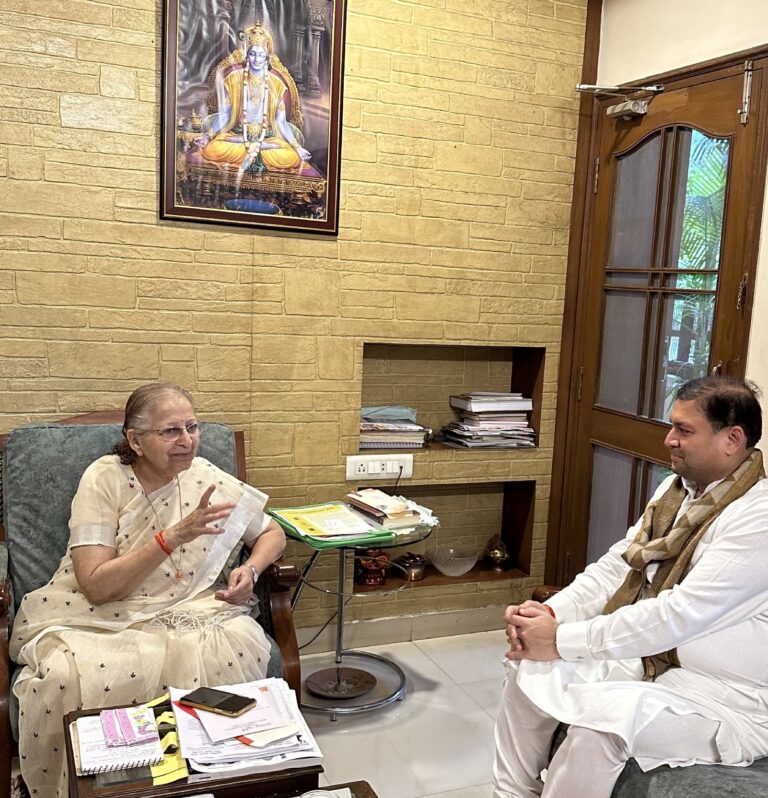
[161,0,347,234]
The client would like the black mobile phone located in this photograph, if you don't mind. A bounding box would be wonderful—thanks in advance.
[178,687,256,717]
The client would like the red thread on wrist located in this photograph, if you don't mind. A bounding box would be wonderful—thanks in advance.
[155,530,173,556]
[544,605,556,621]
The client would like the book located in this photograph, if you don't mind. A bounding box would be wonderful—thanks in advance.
[100,705,159,747]
[450,393,533,412]
[71,711,164,775]
[359,440,425,449]
[271,502,374,538]
[346,489,411,517]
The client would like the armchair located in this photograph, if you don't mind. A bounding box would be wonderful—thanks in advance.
[531,586,768,797]
[0,412,301,798]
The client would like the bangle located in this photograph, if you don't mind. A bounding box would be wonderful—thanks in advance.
[247,565,259,584]
[155,530,173,556]
[544,605,556,621]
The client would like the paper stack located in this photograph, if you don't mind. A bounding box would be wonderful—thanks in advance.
[345,489,422,531]
[359,420,430,449]
[359,405,430,449]
[440,392,536,449]
[171,678,322,776]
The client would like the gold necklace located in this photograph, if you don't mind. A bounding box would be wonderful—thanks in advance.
[146,476,185,581]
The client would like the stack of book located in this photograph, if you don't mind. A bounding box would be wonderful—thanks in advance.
[346,488,422,531]
[171,678,323,776]
[359,420,430,449]
[439,392,536,449]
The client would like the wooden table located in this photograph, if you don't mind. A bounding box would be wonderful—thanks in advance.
[64,706,323,798]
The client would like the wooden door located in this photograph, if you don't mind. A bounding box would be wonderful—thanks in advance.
[551,62,767,583]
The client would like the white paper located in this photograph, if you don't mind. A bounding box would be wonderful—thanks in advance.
[171,678,322,768]
[192,683,290,744]
[208,489,266,563]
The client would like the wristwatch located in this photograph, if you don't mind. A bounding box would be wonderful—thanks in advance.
[247,565,259,585]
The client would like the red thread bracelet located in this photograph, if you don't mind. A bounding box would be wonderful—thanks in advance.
[544,605,556,621]
[155,530,173,556]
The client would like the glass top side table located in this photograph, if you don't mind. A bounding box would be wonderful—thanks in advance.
[287,525,434,721]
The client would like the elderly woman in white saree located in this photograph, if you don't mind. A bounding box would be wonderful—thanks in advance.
[10,383,286,798]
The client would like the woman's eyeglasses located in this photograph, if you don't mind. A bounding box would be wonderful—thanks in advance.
[150,422,201,441]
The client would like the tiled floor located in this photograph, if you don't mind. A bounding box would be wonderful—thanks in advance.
[302,629,508,798]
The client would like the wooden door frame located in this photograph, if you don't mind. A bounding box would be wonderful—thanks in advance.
[545,11,768,585]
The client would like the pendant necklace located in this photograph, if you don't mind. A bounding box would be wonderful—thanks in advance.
[146,476,185,581]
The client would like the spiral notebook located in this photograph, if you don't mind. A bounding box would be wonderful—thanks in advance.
[70,711,164,775]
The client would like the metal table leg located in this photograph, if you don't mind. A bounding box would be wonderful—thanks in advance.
[300,548,407,720]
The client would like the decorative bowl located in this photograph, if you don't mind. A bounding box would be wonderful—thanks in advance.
[428,544,478,577]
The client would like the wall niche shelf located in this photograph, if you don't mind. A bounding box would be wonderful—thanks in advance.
[359,342,545,452]
[351,480,535,593]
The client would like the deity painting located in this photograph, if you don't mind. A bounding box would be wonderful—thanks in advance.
[161,0,347,234]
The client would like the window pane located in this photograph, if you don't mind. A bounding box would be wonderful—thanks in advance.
[668,128,729,273]
[597,290,648,413]
[653,292,715,420]
[646,463,672,501]
[607,133,662,269]
[588,451,674,565]
[665,272,718,290]
[587,447,633,563]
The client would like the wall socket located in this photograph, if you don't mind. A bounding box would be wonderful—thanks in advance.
[345,453,414,481]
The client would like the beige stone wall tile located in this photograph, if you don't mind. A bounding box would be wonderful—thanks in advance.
[293,422,341,465]
[60,94,154,135]
[285,269,340,316]
[48,341,158,378]
[317,337,355,380]
[99,65,137,99]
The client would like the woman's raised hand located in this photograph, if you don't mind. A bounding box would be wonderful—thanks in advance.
[165,485,235,547]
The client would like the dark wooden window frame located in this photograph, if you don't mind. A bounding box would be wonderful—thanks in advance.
[545,2,768,585]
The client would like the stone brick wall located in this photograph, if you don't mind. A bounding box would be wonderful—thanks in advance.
[0,0,586,630]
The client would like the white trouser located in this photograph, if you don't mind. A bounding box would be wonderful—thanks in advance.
[492,668,721,798]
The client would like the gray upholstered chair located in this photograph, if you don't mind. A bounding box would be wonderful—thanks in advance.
[531,587,768,796]
[0,412,300,798]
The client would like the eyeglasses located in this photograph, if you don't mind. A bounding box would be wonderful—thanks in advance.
[148,422,201,441]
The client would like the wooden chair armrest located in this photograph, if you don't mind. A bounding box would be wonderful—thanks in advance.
[532,585,561,603]
[264,562,301,694]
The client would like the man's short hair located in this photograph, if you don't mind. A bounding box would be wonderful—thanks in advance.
[676,376,762,448]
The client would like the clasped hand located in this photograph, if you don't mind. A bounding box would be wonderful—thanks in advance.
[164,485,235,547]
[504,600,560,662]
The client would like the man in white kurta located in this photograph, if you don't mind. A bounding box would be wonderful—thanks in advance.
[493,377,768,798]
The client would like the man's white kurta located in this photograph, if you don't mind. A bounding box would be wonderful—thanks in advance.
[515,475,768,770]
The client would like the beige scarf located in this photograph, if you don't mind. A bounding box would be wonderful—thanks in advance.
[603,449,764,680]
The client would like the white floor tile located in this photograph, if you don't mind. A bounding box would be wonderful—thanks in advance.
[415,630,508,685]
[303,633,502,798]
[423,784,493,798]
[459,677,505,720]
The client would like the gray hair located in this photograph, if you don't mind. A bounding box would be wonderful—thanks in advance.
[112,382,195,464]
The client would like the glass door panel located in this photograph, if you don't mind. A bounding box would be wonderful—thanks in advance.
[586,447,633,563]
[653,291,716,420]
[607,132,662,268]
[587,446,673,564]
[668,129,729,272]
[596,126,729,420]
[596,291,650,413]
